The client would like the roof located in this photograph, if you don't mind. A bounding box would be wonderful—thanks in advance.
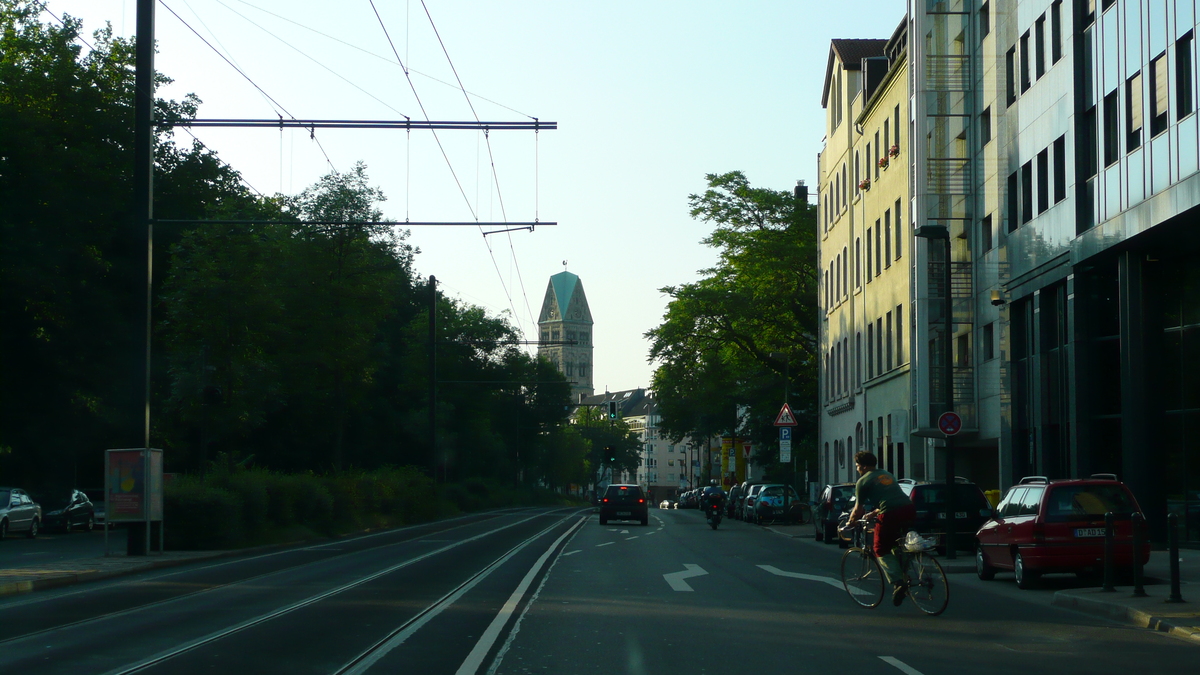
[549,271,579,317]
[821,38,888,107]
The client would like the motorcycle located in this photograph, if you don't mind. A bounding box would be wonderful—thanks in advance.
[705,495,724,530]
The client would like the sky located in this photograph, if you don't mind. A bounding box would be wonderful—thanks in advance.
[44,0,906,392]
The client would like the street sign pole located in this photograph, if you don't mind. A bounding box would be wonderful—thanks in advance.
[938,411,962,560]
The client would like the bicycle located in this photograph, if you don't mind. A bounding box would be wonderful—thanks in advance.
[837,515,949,616]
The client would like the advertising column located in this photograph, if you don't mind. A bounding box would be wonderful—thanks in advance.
[106,448,164,555]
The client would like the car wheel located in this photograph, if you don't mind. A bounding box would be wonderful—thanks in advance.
[85,515,95,532]
[976,545,996,580]
[641,516,649,526]
[599,516,608,525]
[0,519,7,540]
[825,524,838,544]
[814,522,824,541]
[27,518,39,539]
[1014,552,1038,589]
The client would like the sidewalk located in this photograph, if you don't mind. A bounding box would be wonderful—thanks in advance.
[0,550,229,597]
[1051,549,1200,644]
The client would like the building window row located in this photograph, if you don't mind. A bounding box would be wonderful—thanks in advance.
[1007,2,1064,106]
[861,200,904,282]
[1007,135,1068,231]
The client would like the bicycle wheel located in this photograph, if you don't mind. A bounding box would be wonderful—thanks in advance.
[840,548,885,608]
[905,552,949,616]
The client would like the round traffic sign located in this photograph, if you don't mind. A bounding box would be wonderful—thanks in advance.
[938,411,962,436]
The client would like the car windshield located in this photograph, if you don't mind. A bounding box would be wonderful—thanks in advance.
[910,484,990,510]
[1046,485,1136,521]
[0,490,9,505]
[605,486,642,501]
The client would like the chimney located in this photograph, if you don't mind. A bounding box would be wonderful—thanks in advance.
[794,180,808,202]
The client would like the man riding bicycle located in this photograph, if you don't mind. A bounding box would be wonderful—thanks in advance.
[845,451,917,605]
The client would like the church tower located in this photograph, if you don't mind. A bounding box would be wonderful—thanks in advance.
[537,271,594,401]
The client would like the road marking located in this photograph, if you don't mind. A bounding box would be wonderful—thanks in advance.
[596,542,614,547]
[663,564,707,591]
[880,656,925,675]
[454,520,584,675]
[625,536,639,540]
[645,531,657,536]
[620,530,629,534]
[561,550,580,556]
[757,565,849,592]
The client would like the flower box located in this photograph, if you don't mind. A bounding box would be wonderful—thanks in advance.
[889,144,899,158]
[878,157,889,169]
[858,179,871,191]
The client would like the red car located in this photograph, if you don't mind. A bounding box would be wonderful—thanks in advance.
[975,474,1151,589]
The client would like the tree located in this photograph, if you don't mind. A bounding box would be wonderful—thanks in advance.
[647,171,820,479]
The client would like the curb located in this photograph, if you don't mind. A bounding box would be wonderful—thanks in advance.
[1052,591,1200,643]
[0,552,228,598]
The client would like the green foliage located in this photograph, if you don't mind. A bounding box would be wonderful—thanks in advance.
[1,4,588,494]
[647,171,820,475]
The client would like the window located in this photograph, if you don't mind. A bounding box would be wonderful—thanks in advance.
[956,332,970,368]
[581,332,590,345]
[1150,52,1169,136]
[1006,47,1018,105]
[854,151,860,195]
[1103,89,1119,166]
[1007,171,1019,231]
[1037,148,1050,214]
[1053,136,1066,202]
[883,211,892,268]
[1035,15,1046,78]
[894,105,901,153]
[981,214,993,251]
[867,324,874,378]
[876,318,884,375]
[895,304,904,365]
[980,106,992,145]
[1179,32,1194,120]
[884,120,890,156]
[983,322,995,361]
[980,1,990,38]
[894,198,903,259]
[1020,32,1031,92]
[1127,72,1143,151]
[866,228,873,280]
[885,311,893,371]
[1051,2,1063,63]
[855,238,862,288]
[835,253,842,299]
[875,221,882,275]
[1021,160,1033,223]
[842,247,848,297]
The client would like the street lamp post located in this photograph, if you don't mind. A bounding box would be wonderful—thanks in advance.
[915,224,957,560]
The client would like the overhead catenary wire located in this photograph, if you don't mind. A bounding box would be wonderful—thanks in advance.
[367,0,524,330]
[158,0,338,174]
[419,0,538,334]
[33,1,264,199]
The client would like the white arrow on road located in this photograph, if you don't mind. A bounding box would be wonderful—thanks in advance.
[663,564,708,591]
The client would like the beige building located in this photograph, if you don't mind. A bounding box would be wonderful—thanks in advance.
[817,23,913,486]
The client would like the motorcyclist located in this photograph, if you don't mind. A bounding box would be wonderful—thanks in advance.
[701,480,726,514]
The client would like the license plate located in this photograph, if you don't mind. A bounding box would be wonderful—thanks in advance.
[617,511,631,516]
[1075,528,1106,537]
[935,512,969,519]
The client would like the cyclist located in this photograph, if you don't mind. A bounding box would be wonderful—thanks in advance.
[845,451,917,605]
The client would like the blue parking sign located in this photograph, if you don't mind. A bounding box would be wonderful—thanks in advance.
[779,427,792,441]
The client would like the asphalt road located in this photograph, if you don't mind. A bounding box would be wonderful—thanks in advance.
[0,506,1194,675]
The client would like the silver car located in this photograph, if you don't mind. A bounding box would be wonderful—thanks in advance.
[0,487,42,539]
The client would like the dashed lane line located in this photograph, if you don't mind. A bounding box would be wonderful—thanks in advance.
[596,542,615,547]
[879,656,925,675]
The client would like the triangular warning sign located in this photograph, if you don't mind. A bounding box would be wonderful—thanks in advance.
[774,403,797,427]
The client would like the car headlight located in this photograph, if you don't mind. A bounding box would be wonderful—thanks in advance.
[47,509,64,516]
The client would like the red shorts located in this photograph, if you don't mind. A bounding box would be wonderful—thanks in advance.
[873,502,916,559]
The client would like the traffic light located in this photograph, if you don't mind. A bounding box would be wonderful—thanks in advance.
[607,401,617,419]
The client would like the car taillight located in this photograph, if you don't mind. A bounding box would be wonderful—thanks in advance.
[1033,522,1045,543]
[638,499,644,504]
[602,498,609,503]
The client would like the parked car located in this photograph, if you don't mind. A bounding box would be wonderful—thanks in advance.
[34,489,96,532]
[731,482,760,520]
[975,474,1151,589]
[83,488,109,528]
[814,483,856,543]
[659,499,676,509]
[0,487,42,539]
[898,478,994,552]
[741,483,768,521]
[726,483,744,518]
[750,484,803,524]
[598,484,649,526]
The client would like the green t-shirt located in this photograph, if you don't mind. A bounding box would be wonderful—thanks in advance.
[854,469,912,513]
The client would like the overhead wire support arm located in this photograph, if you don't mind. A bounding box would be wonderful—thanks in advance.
[160,119,556,131]
[152,219,556,227]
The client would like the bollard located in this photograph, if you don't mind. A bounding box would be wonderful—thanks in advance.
[1102,511,1116,592]
[1131,512,1146,597]
[1167,513,1185,603]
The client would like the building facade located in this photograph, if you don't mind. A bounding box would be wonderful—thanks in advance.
[537,271,595,402]
[816,1,1200,543]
